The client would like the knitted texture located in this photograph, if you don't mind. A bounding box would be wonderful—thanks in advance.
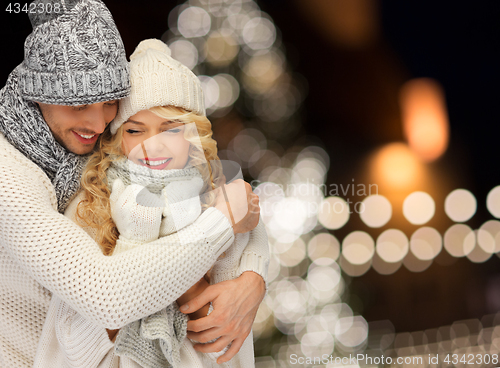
[0,69,87,212]
[0,133,234,368]
[109,169,268,368]
[114,304,188,368]
[107,158,202,195]
[18,0,130,105]
[111,39,205,134]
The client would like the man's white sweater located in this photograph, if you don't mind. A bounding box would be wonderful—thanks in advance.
[0,133,246,367]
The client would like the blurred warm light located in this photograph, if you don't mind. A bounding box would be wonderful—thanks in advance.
[360,194,392,228]
[339,255,371,277]
[178,6,211,38]
[213,74,240,109]
[403,191,436,225]
[198,75,220,109]
[168,39,199,69]
[445,189,477,223]
[410,227,442,261]
[298,146,330,170]
[318,196,350,230]
[399,78,449,162]
[222,13,251,37]
[205,30,239,67]
[242,16,276,50]
[372,252,402,275]
[230,128,265,163]
[376,229,409,263]
[342,231,375,265]
[402,250,432,273]
[297,0,379,48]
[335,316,369,349]
[487,186,500,218]
[307,263,341,293]
[270,197,309,236]
[372,142,422,189]
[292,157,327,185]
[308,233,340,264]
[477,220,500,254]
[467,233,492,263]
[242,50,284,94]
[444,224,475,257]
[274,238,306,267]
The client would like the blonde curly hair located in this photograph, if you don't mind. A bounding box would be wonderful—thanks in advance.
[76,106,222,255]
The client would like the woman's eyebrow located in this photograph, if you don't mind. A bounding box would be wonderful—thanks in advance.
[124,119,182,125]
[161,119,182,125]
[124,119,145,126]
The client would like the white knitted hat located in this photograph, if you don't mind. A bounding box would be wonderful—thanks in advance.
[111,39,205,134]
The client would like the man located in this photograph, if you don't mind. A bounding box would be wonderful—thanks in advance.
[0,0,266,367]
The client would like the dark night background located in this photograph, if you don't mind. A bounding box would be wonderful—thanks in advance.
[1,0,499,336]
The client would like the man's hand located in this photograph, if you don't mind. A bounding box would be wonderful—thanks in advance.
[179,271,266,364]
[214,179,260,234]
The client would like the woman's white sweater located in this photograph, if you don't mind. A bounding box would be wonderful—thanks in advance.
[34,167,269,368]
[0,133,239,368]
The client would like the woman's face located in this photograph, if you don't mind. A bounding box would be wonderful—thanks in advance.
[121,110,191,170]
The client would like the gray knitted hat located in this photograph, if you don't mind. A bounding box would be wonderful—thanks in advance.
[17,0,130,106]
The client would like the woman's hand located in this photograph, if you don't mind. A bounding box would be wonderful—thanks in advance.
[214,179,260,234]
[109,179,163,242]
[179,271,266,364]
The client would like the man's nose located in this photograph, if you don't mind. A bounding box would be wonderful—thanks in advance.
[143,133,169,156]
[84,104,108,134]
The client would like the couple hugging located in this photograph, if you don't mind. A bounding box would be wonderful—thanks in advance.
[0,0,269,367]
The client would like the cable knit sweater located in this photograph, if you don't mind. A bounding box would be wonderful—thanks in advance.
[34,162,269,368]
[0,133,239,368]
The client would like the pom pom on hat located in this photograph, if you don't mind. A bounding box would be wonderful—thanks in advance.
[130,39,172,60]
[111,38,205,135]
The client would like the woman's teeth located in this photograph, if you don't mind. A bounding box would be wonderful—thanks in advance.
[141,159,170,166]
[76,133,96,139]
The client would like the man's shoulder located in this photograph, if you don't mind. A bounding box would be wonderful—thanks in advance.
[0,133,57,202]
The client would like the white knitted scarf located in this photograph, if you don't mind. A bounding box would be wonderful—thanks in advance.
[108,158,202,368]
[106,158,202,195]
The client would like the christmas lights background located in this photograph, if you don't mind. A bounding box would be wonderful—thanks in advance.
[2,1,500,367]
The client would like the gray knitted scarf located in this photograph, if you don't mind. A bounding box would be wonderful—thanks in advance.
[0,67,87,213]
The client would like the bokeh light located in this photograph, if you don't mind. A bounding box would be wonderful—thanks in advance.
[308,233,340,264]
[360,194,392,228]
[371,143,422,189]
[487,186,500,218]
[168,39,199,69]
[376,229,409,263]
[444,224,475,257]
[477,220,500,254]
[242,16,276,50]
[400,78,449,162]
[178,6,211,38]
[342,231,375,265]
[403,191,436,225]
[444,189,477,223]
[410,227,442,261]
[318,196,350,230]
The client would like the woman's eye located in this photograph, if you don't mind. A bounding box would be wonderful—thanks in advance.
[72,105,87,111]
[105,101,118,107]
[165,128,181,134]
[126,129,141,134]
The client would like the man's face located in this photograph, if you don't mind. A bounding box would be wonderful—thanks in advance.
[37,100,119,155]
